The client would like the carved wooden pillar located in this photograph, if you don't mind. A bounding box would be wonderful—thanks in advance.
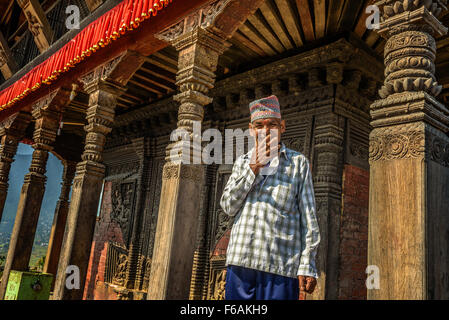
[43,160,77,283]
[311,112,345,300]
[189,131,216,300]
[148,22,228,298]
[17,0,54,53]
[0,112,31,221]
[369,0,449,299]
[52,62,126,300]
[0,89,68,299]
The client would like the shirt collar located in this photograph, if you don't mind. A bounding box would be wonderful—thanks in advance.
[279,142,291,163]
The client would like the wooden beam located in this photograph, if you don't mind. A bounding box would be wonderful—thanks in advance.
[365,30,379,48]
[437,37,449,49]
[274,0,303,47]
[223,46,252,64]
[129,79,165,96]
[314,0,326,39]
[1,0,14,25]
[259,1,294,50]
[247,12,285,53]
[374,40,385,56]
[326,0,345,34]
[338,0,365,32]
[133,72,175,92]
[354,0,374,38]
[232,31,266,57]
[17,0,54,52]
[296,0,315,42]
[139,66,176,84]
[152,51,178,67]
[84,0,103,12]
[0,31,18,79]
[117,95,139,105]
[238,22,277,55]
[144,56,177,74]
[122,91,144,103]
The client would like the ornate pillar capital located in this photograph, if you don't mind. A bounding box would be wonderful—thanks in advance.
[156,11,231,164]
[79,54,129,95]
[0,111,32,222]
[374,0,449,131]
[375,0,448,36]
[0,111,32,139]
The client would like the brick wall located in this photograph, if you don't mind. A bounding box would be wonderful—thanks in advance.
[83,181,125,300]
[211,229,231,257]
[338,164,369,300]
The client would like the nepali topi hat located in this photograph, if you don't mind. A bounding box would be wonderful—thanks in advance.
[249,95,282,122]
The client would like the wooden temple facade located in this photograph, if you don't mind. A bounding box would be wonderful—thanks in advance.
[0,0,448,300]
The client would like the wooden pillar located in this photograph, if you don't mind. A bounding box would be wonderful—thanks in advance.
[17,0,54,53]
[368,0,449,299]
[51,68,124,300]
[52,52,144,300]
[0,89,68,299]
[43,160,77,283]
[189,164,215,300]
[148,22,229,299]
[0,112,31,222]
[311,112,345,300]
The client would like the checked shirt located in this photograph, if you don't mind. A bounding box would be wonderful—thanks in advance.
[220,143,320,279]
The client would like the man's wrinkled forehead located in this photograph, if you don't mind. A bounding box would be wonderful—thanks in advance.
[251,118,282,126]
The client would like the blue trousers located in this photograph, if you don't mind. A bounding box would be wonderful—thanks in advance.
[225,265,299,300]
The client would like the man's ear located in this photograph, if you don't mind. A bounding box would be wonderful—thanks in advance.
[280,119,286,134]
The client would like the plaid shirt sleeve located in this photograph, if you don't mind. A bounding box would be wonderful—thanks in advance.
[220,155,263,217]
[297,157,321,278]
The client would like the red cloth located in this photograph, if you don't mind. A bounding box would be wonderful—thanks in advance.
[0,0,172,112]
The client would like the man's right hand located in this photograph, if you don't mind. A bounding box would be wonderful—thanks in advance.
[249,133,279,175]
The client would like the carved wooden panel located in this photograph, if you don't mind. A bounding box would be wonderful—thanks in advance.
[110,180,137,247]
[346,119,370,170]
[104,242,128,285]
[143,159,164,259]
[208,164,234,254]
[207,256,226,300]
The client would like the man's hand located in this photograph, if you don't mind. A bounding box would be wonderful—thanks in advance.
[298,276,317,296]
[249,133,279,175]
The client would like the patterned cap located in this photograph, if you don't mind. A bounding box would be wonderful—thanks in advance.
[249,95,281,122]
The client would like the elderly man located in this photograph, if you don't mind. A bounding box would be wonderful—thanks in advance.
[220,95,320,300]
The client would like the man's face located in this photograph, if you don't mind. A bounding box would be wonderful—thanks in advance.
[249,118,286,143]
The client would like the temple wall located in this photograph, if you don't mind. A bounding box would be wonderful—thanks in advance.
[82,38,383,300]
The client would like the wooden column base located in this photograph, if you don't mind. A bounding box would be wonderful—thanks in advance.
[52,161,105,300]
[148,163,204,300]
[0,173,47,299]
[368,122,449,299]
